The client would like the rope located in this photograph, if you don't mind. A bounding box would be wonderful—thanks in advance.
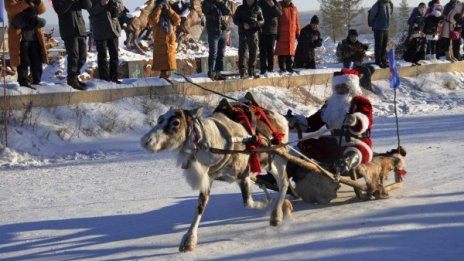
[175,72,244,104]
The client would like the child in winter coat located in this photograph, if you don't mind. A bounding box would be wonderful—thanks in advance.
[403,26,427,64]
[336,29,374,91]
[294,15,322,69]
[423,4,444,60]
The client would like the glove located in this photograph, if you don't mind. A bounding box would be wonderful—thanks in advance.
[343,114,357,126]
[285,110,308,131]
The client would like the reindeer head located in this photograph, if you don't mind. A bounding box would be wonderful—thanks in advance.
[141,108,202,153]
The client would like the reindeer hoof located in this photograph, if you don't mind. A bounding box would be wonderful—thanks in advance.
[179,244,195,252]
[270,218,282,226]
[179,233,197,252]
[270,208,283,226]
[283,199,293,217]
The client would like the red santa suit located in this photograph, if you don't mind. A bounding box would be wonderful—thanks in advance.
[298,69,373,167]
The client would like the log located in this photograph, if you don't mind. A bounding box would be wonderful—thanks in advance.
[274,149,368,191]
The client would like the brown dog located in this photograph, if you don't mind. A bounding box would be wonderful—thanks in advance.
[355,146,407,200]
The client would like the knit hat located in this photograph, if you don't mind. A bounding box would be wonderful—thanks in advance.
[348,29,358,37]
[332,68,362,96]
[310,15,319,25]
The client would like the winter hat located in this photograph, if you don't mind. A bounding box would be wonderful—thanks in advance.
[156,0,168,5]
[332,68,362,96]
[348,29,358,37]
[310,15,319,25]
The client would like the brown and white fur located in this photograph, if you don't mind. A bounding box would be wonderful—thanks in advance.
[141,107,291,252]
[354,146,407,200]
[124,0,155,54]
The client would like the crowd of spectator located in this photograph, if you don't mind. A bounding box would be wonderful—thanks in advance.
[4,0,464,90]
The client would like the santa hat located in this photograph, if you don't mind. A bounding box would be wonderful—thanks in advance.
[332,68,362,96]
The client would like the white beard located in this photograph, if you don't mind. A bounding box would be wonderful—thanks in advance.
[321,94,352,130]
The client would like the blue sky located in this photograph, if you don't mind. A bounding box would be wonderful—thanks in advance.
[3,0,428,26]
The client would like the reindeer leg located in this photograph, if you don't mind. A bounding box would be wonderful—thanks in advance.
[179,187,210,252]
[133,29,146,54]
[269,155,291,226]
[239,175,271,209]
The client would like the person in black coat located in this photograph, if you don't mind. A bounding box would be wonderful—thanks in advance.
[336,29,374,91]
[202,0,232,80]
[90,0,122,84]
[233,0,264,78]
[52,0,92,90]
[294,15,322,69]
[423,5,444,60]
[403,26,427,64]
[407,2,427,36]
[258,0,282,74]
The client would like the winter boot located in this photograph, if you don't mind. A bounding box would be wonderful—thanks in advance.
[333,151,361,182]
[445,50,456,62]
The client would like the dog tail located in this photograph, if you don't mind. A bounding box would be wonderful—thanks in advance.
[383,146,407,157]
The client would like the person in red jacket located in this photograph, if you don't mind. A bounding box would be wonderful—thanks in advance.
[255,68,373,189]
[274,0,300,73]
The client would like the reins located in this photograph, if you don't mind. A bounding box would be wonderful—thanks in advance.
[208,128,331,155]
[175,73,333,156]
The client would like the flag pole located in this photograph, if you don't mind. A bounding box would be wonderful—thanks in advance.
[393,88,400,149]
[388,48,401,149]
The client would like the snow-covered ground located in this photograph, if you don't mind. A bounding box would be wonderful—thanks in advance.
[1,71,464,260]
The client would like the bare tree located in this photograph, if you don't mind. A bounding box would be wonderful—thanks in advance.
[319,0,363,41]
[398,0,410,33]
[319,0,344,41]
[341,0,363,29]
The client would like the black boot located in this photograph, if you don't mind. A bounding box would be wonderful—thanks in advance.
[334,151,361,182]
[254,173,278,191]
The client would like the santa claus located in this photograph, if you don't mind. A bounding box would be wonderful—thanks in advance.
[257,68,373,189]
[295,68,373,175]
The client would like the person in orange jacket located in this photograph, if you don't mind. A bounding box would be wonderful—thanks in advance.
[5,0,49,88]
[274,0,300,73]
[149,0,181,81]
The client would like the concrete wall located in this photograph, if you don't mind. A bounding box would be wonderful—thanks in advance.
[2,61,464,110]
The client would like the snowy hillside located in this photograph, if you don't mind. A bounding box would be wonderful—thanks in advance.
[1,71,464,260]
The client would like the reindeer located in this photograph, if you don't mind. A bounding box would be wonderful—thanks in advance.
[124,0,155,54]
[140,98,292,252]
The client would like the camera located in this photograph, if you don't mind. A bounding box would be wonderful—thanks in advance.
[109,0,122,18]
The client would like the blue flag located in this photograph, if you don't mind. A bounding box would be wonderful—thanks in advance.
[388,49,400,89]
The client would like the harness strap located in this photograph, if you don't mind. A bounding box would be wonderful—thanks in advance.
[252,105,285,145]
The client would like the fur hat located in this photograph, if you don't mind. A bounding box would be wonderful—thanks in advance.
[310,15,319,25]
[332,68,362,96]
[348,29,358,37]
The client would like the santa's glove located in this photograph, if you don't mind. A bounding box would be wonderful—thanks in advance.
[285,110,308,132]
[343,114,357,127]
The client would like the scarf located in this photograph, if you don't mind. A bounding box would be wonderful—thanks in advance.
[158,8,172,34]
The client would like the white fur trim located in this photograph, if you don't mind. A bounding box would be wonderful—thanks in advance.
[349,112,369,135]
[343,147,363,168]
[332,74,362,96]
[342,138,373,162]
